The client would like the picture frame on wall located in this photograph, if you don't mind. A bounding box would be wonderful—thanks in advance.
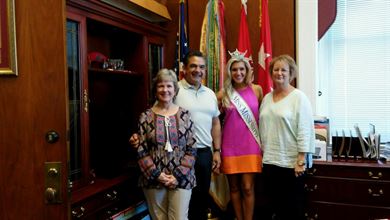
[0,0,18,76]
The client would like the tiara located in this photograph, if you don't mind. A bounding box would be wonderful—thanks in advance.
[228,49,248,61]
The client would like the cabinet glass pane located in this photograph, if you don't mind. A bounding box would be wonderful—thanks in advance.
[66,20,82,181]
[148,43,162,103]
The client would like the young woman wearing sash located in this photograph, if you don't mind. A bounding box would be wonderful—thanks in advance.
[217,50,263,220]
[259,55,315,220]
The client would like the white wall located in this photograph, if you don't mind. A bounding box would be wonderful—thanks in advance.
[295,0,318,114]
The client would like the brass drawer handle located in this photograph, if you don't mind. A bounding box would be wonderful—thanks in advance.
[106,207,119,216]
[304,184,318,192]
[368,171,382,179]
[71,206,85,218]
[307,168,317,176]
[368,188,384,197]
[304,212,318,220]
[105,190,118,201]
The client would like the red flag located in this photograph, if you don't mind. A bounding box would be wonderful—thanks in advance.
[237,0,253,65]
[258,0,273,95]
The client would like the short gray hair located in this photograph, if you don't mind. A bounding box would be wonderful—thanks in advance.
[151,68,179,100]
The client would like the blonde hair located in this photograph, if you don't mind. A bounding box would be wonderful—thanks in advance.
[221,51,252,107]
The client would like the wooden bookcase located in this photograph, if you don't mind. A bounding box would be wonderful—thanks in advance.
[66,0,168,218]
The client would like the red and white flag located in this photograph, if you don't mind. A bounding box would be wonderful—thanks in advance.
[258,0,273,95]
[237,0,253,65]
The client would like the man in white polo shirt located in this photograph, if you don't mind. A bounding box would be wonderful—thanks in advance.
[176,50,221,220]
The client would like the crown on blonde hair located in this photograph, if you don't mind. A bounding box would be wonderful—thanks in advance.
[228,49,249,62]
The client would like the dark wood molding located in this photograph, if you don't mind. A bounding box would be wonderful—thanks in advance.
[67,0,168,37]
[318,0,337,40]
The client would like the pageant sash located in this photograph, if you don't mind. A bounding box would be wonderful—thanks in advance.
[229,89,262,149]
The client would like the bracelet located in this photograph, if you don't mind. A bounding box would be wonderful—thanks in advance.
[297,160,306,166]
[213,148,221,153]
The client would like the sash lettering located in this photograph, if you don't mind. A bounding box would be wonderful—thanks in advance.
[229,89,262,150]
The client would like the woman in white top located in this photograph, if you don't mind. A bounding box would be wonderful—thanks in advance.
[259,55,315,220]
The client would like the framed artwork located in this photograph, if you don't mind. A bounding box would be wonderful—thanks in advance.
[0,0,17,76]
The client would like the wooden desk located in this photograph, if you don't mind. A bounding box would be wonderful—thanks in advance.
[305,161,390,220]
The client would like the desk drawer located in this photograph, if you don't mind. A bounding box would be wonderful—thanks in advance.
[305,201,390,220]
[305,176,390,206]
[72,188,119,219]
[309,165,390,181]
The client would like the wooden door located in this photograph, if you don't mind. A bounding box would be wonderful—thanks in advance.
[0,0,69,219]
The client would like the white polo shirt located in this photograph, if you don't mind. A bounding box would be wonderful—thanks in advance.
[175,79,220,149]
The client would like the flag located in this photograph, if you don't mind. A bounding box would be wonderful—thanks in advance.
[175,0,189,78]
[199,0,226,91]
[237,0,253,65]
[209,171,230,211]
[199,0,230,211]
[258,0,273,95]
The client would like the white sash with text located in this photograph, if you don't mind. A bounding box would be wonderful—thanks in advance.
[229,89,262,150]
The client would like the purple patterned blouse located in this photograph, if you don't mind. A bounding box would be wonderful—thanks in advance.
[137,107,196,189]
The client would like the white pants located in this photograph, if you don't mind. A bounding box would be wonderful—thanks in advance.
[143,188,192,220]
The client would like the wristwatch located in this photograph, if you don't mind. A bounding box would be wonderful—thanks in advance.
[213,148,221,153]
[297,160,306,166]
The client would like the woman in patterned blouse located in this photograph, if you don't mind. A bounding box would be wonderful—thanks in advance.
[136,68,197,220]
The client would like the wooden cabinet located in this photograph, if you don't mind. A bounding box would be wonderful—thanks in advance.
[65,0,168,218]
[305,161,390,220]
[71,175,143,219]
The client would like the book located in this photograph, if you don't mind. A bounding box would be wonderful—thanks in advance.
[314,116,329,161]
[111,201,149,220]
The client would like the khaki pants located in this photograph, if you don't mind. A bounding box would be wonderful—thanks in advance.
[143,187,192,220]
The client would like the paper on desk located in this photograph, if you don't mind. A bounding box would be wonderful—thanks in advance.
[314,139,327,161]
